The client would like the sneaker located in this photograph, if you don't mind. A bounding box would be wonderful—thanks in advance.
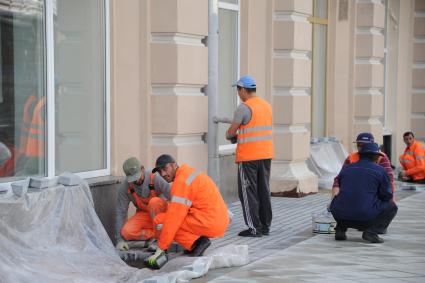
[189,236,211,257]
[238,229,262,237]
[362,231,384,243]
[335,229,347,241]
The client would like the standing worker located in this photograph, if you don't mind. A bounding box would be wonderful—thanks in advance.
[399,131,425,183]
[145,154,229,269]
[332,133,395,201]
[115,157,171,251]
[226,75,274,237]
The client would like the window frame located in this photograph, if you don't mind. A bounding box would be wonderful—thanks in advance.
[218,0,240,155]
[0,0,110,185]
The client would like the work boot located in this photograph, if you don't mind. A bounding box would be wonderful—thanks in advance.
[238,228,262,237]
[362,231,384,243]
[335,229,347,241]
[189,236,211,257]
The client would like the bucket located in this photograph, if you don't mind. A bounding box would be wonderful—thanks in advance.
[312,211,336,234]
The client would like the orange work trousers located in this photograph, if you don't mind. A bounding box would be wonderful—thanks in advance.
[153,213,202,251]
[121,197,167,241]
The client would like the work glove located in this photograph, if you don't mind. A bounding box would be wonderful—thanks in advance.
[116,240,129,251]
[145,247,167,269]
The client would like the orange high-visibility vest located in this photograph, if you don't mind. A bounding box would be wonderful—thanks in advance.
[157,164,229,250]
[127,173,157,212]
[399,140,425,181]
[236,96,274,163]
[25,97,46,158]
[19,95,37,156]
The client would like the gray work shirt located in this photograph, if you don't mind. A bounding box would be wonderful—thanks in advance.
[233,103,252,125]
[115,169,171,242]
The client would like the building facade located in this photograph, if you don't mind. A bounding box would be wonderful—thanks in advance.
[0,0,424,200]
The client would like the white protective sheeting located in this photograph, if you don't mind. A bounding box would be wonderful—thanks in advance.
[307,138,348,190]
[0,179,248,283]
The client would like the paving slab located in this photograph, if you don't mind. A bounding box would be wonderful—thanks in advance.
[197,190,425,282]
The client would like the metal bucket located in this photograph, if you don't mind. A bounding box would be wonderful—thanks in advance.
[312,212,336,234]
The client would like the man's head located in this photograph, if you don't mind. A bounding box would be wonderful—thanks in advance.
[233,76,256,102]
[152,154,177,183]
[403,131,415,147]
[354,132,374,151]
[123,157,145,185]
[359,142,383,163]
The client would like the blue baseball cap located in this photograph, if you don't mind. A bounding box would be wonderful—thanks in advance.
[232,76,256,89]
[354,132,374,143]
[359,142,383,155]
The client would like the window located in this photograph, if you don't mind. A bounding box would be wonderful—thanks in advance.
[310,0,328,138]
[218,0,239,153]
[0,0,109,182]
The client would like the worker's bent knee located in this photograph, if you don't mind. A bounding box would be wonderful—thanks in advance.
[121,223,140,241]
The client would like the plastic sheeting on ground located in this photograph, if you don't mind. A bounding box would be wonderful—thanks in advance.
[306,137,348,190]
[0,179,248,283]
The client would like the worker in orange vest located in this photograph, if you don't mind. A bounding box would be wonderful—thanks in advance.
[115,157,171,251]
[16,94,46,175]
[332,133,395,201]
[399,131,425,183]
[145,154,229,269]
[226,76,274,237]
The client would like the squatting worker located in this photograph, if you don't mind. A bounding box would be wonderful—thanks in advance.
[145,154,229,269]
[332,132,395,202]
[399,131,425,183]
[115,157,171,251]
[330,143,397,244]
[226,75,274,237]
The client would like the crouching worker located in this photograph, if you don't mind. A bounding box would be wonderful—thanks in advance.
[115,157,171,251]
[145,154,229,269]
[330,143,398,243]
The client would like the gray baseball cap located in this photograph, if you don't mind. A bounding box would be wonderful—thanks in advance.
[123,157,142,182]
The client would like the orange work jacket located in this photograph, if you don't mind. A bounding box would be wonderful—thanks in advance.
[25,97,46,158]
[127,173,157,212]
[236,96,274,163]
[399,140,425,181]
[157,164,229,250]
[19,95,37,156]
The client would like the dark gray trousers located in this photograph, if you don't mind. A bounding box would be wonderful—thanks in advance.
[237,159,272,233]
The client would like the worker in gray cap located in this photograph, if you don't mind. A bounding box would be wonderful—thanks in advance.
[115,157,171,251]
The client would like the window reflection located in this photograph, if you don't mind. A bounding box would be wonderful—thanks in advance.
[0,0,45,181]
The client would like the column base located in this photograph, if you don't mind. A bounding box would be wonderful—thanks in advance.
[270,160,318,197]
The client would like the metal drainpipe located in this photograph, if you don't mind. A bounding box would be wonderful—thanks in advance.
[207,0,220,185]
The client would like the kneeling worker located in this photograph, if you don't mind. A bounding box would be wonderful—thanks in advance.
[330,143,398,243]
[115,157,171,251]
[145,154,229,269]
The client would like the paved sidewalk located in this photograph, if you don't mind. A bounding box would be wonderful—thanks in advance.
[198,190,425,282]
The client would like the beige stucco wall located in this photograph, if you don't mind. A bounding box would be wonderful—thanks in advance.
[108,0,421,195]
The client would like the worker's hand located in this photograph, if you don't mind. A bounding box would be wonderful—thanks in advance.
[230,135,238,144]
[331,186,340,199]
[146,247,165,266]
[116,240,129,251]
